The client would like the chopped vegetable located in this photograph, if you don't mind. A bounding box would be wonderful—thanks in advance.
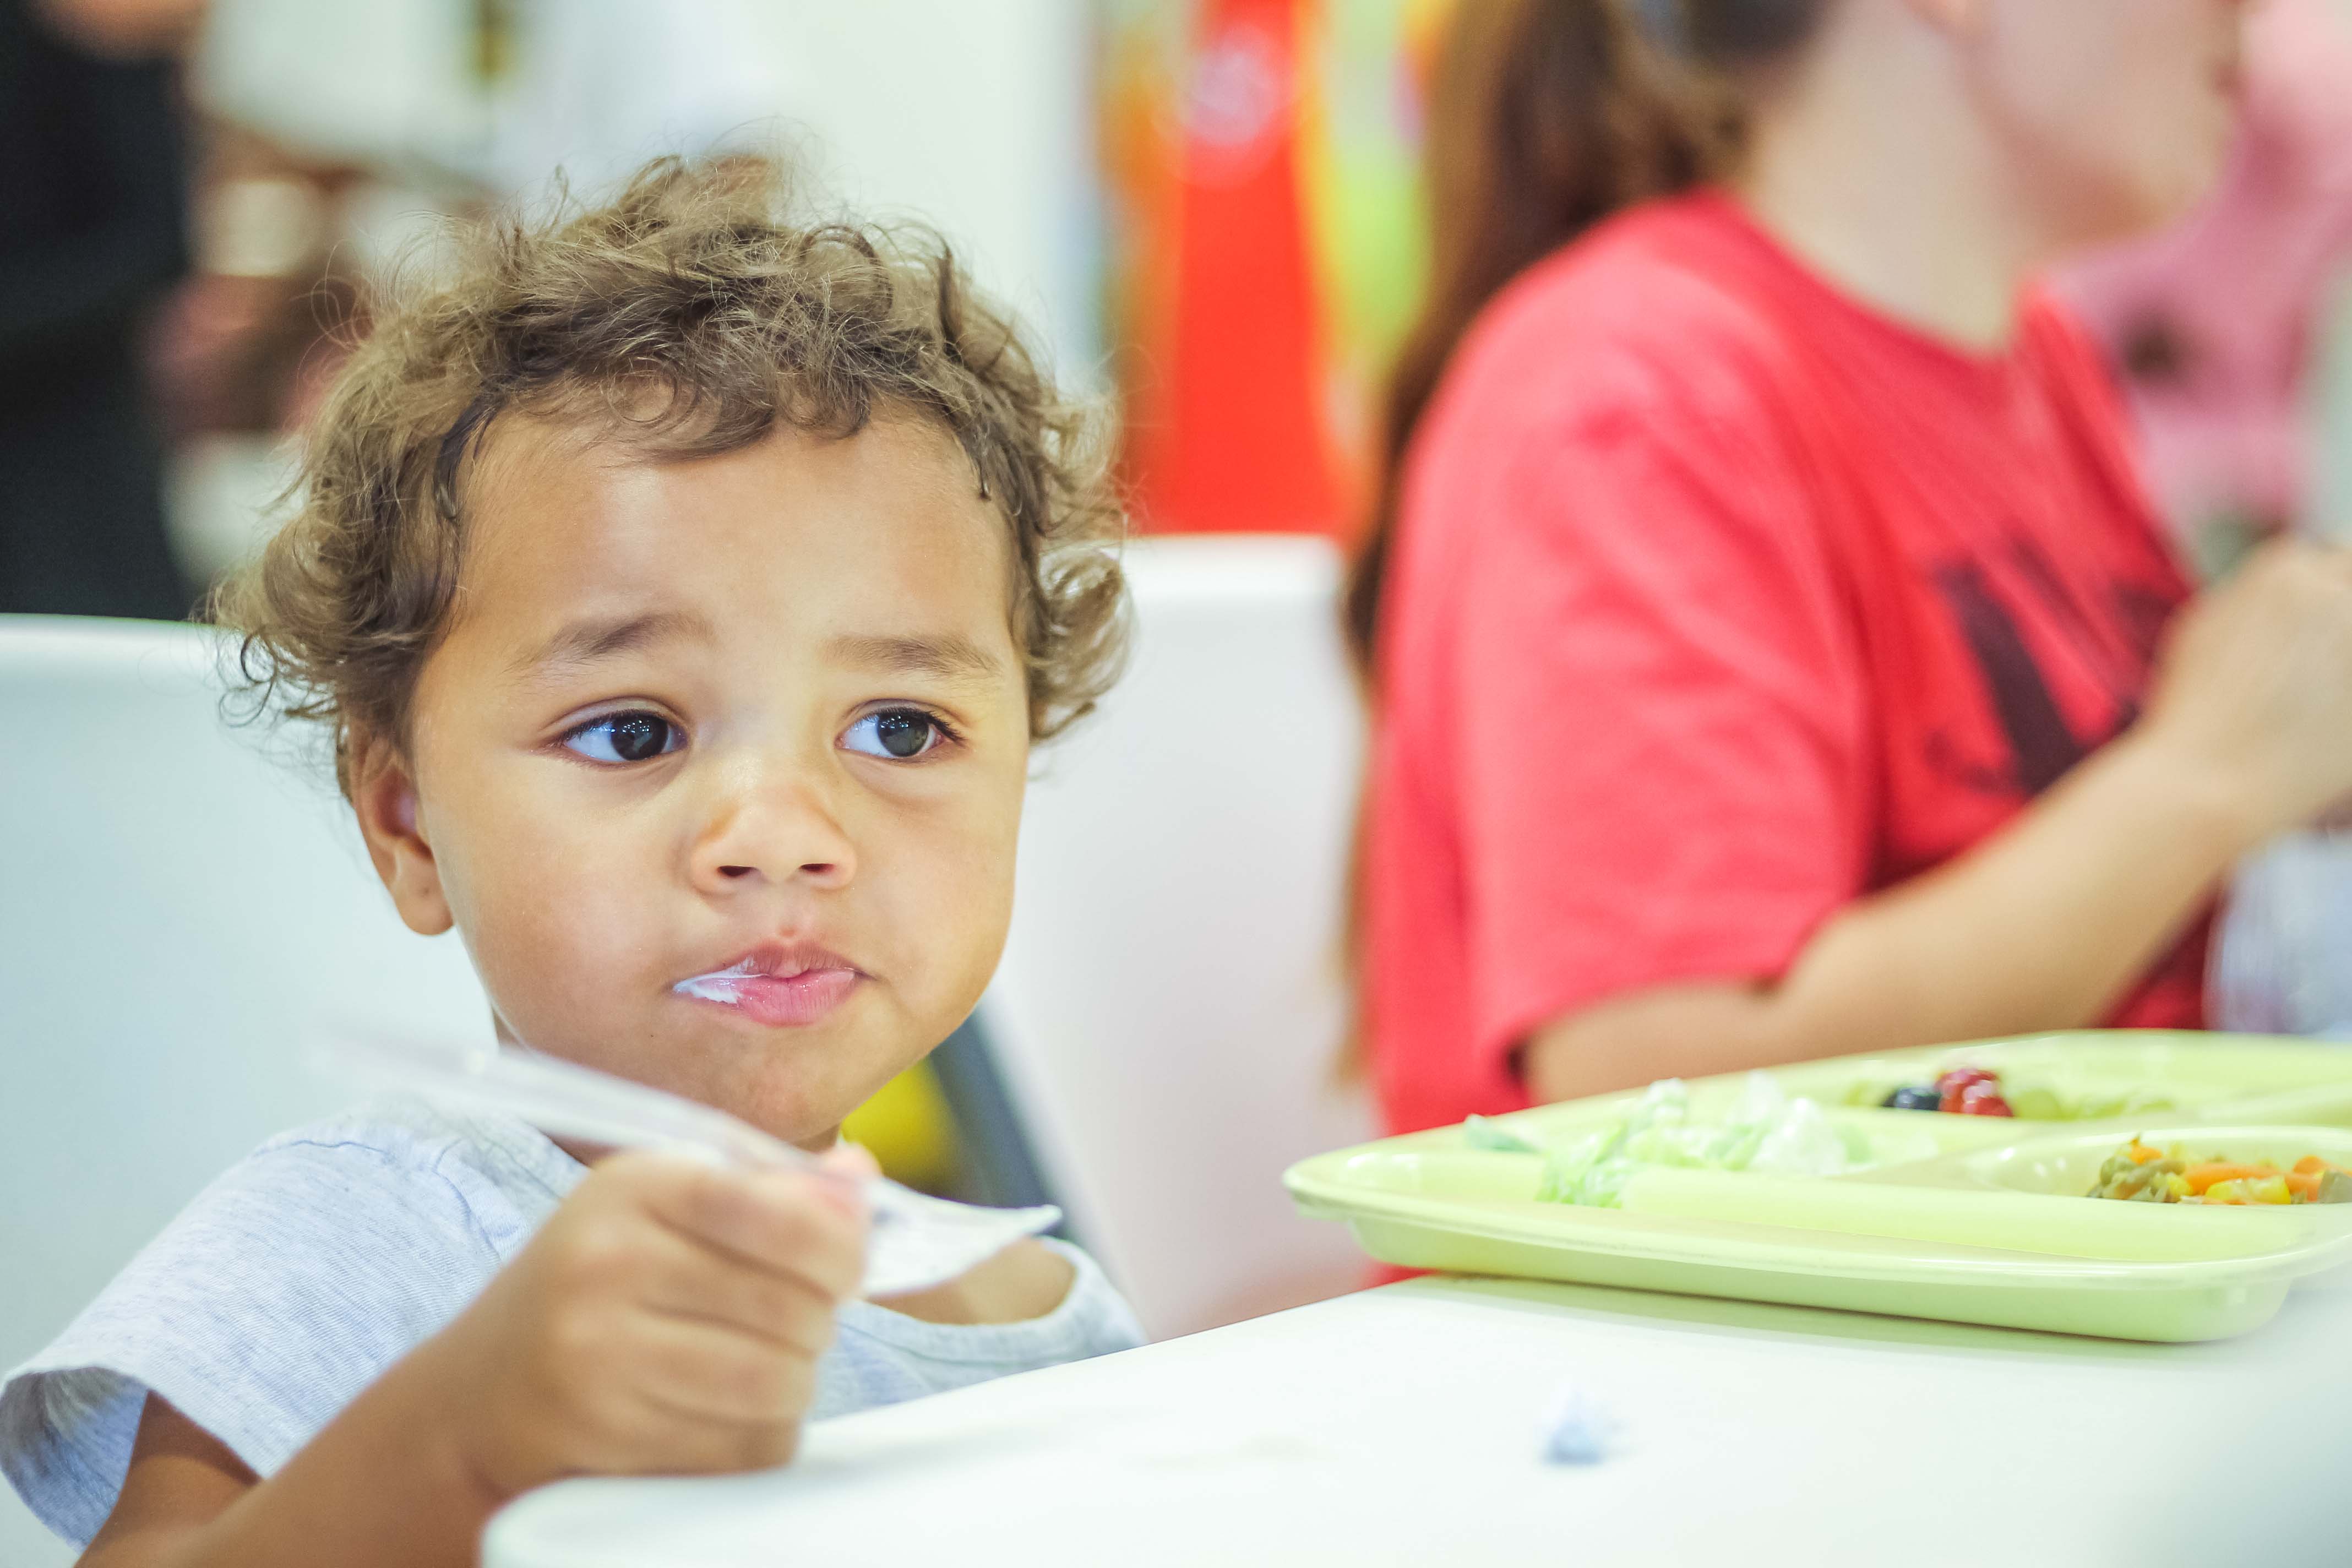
[2182,1163,2272,1196]
[2086,1140,2352,1205]
[1506,1075,1870,1209]
[1462,1115,1542,1155]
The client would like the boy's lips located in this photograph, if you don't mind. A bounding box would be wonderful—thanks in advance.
[673,943,865,1028]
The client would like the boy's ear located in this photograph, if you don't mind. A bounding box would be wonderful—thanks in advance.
[349,732,454,937]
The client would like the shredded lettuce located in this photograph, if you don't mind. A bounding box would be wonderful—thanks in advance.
[1504,1073,1869,1208]
[1462,1114,1542,1155]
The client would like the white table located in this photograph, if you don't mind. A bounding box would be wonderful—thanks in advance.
[486,1271,2352,1566]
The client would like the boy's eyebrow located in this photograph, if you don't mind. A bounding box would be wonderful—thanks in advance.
[516,609,716,679]
[828,632,1008,685]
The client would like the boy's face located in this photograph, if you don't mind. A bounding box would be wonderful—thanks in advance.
[354,415,1031,1147]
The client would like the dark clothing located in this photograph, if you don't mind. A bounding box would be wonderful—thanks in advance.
[0,1,191,619]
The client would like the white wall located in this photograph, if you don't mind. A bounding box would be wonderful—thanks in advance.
[173,1,1101,586]
[193,0,1099,377]
[734,0,1103,385]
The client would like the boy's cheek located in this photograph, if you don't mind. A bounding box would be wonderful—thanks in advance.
[454,767,642,902]
[885,846,1017,1021]
[438,846,651,1035]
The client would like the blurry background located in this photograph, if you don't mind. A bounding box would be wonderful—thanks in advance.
[7,1,2352,1561]
[23,0,2348,624]
[8,0,1456,612]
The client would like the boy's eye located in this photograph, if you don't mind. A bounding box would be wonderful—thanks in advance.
[563,711,685,764]
[842,709,944,760]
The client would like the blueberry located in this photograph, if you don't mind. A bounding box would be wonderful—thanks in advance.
[1882,1085,1942,1112]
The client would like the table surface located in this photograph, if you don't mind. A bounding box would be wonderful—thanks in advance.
[485,1269,2352,1567]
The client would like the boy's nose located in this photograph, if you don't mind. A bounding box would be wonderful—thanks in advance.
[689,765,858,893]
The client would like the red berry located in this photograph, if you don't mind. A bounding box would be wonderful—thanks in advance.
[1935,1067,1999,1110]
[1956,1082,2014,1117]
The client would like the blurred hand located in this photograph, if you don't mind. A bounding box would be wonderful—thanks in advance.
[2137,540,2352,839]
[432,1145,869,1498]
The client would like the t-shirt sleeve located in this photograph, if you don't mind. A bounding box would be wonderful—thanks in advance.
[0,1140,500,1548]
[1450,386,1871,1067]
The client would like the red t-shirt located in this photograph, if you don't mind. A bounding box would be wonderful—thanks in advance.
[1362,191,2204,1136]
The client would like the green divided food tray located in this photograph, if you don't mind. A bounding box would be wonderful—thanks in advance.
[1286,1032,2352,1342]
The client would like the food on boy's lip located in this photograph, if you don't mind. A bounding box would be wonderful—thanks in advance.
[1862,1066,2174,1121]
[2086,1139,2352,1205]
[1476,1074,1872,1210]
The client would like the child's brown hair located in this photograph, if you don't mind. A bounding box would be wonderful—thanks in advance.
[218,154,1127,790]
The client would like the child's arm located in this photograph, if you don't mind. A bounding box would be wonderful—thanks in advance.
[75,1148,868,1568]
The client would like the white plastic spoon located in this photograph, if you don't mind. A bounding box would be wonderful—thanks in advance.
[319,1030,1061,1298]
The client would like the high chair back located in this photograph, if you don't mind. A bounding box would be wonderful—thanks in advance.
[979,536,1377,1338]
[0,620,490,1489]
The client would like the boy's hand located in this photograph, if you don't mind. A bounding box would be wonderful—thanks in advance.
[429,1146,870,1500]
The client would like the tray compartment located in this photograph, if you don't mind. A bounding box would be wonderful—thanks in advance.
[1961,1123,2352,1197]
[1770,1032,2352,1125]
[1287,1032,2352,1341]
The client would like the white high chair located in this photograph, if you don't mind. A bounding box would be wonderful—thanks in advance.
[0,540,1378,1551]
[977,535,1379,1340]
[0,617,490,1564]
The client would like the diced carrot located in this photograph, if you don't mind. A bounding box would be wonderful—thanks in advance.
[2294,1156,2329,1176]
[2185,1163,2277,1196]
[2288,1170,2323,1200]
[2127,1143,2163,1165]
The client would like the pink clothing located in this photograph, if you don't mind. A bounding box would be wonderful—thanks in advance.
[2060,0,2352,538]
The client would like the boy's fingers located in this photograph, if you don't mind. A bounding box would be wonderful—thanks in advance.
[640,1240,842,1358]
[626,1315,821,1428]
[643,1161,869,1300]
[820,1140,881,1180]
[627,1391,806,1476]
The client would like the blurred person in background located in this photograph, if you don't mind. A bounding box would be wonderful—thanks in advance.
[2060,0,2352,1039]
[0,0,202,618]
[2061,0,2352,574]
[1348,0,2352,1134]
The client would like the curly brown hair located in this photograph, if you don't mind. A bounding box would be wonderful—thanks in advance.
[216,154,1128,792]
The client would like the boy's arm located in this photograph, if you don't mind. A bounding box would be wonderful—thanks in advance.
[80,1366,496,1568]
[88,1236,1079,1567]
[73,1150,867,1568]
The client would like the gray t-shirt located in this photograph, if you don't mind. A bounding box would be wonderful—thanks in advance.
[0,1098,1142,1548]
